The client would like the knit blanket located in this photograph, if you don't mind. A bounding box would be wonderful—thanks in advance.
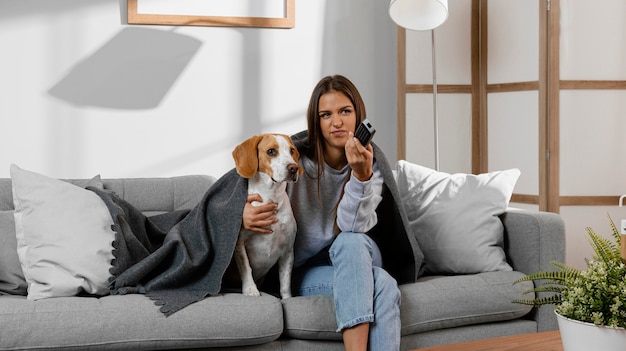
[90,168,247,316]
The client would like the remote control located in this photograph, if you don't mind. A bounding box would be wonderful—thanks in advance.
[354,119,376,146]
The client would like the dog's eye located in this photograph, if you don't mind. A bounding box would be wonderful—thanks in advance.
[267,149,277,156]
[290,148,295,155]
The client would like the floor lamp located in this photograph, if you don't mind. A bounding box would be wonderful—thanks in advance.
[389,0,449,171]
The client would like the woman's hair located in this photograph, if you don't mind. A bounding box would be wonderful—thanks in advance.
[303,74,367,175]
[301,75,367,232]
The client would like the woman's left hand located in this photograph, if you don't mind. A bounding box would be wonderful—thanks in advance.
[345,131,374,181]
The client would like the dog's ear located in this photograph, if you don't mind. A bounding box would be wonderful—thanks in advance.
[232,135,262,178]
[282,134,304,177]
[292,146,303,177]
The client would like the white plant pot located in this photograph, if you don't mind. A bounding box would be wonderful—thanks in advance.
[556,311,626,351]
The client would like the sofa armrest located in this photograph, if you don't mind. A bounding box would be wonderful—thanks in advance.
[500,208,565,332]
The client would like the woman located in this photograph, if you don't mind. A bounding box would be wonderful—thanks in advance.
[242,75,421,350]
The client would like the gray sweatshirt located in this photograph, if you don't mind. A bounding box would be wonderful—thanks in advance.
[287,155,384,267]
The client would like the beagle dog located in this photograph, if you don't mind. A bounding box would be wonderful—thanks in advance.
[231,134,302,299]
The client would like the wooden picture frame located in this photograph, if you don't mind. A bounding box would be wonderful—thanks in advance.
[127,0,295,29]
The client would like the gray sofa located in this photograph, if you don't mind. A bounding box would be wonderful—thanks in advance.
[0,174,565,351]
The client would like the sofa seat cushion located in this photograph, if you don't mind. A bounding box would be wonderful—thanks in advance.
[400,271,534,334]
[282,295,343,341]
[0,293,282,350]
[282,271,533,341]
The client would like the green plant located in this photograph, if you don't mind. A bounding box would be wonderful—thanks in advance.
[514,214,626,328]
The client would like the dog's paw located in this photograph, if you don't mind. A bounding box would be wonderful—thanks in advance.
[242,285,261,297]
[280,292,292,299]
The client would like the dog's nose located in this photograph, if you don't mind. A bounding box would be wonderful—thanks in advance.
[288,163,298,175]
[287,164,299,181]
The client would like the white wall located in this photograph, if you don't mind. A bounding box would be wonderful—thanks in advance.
[0,0,397,179]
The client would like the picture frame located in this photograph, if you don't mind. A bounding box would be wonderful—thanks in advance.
[127,0,295,29]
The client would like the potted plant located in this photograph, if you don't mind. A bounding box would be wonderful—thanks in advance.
[514,214,626,351]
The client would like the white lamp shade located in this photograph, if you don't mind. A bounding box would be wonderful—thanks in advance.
[389,0,449,30]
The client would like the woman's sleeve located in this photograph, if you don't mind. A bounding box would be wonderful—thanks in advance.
[336,162,384,233]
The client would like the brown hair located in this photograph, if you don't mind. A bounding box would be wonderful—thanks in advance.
[302,75,367,233]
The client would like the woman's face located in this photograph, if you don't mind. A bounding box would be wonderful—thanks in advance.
[318,90,357,156]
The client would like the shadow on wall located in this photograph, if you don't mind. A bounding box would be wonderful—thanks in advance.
[48,27,201,109]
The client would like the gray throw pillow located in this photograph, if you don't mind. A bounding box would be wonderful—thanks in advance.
[395,160,520,274]
[2,166,107,297]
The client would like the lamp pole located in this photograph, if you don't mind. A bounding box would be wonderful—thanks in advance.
[431,29,440,171]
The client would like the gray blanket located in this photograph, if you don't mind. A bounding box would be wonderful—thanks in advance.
[91,168,247,316]
[91,131,424,316]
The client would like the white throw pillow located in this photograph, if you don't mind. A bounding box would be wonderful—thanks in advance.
[395,160,520,274]
[10,164,115,300]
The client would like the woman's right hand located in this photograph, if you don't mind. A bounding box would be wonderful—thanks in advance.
[345,131,374,182]
[242,193,278,234]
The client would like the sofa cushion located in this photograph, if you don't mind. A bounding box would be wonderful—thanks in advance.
[282,271,533,340]
[102,176,217,213]
[11,164,114,300]
[400,271,534,335]
[282,295,342,341]
[0,175,106,296]
[395,160,519,274]
[0,293,283,350]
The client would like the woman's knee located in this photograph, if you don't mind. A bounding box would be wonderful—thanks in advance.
[330,232,367,258]
[330,232,383,267]
[332,232,369,249]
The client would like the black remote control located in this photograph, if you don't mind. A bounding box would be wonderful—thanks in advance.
[354,119,376,146]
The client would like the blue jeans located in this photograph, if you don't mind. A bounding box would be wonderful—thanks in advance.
[292,232,401,351]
